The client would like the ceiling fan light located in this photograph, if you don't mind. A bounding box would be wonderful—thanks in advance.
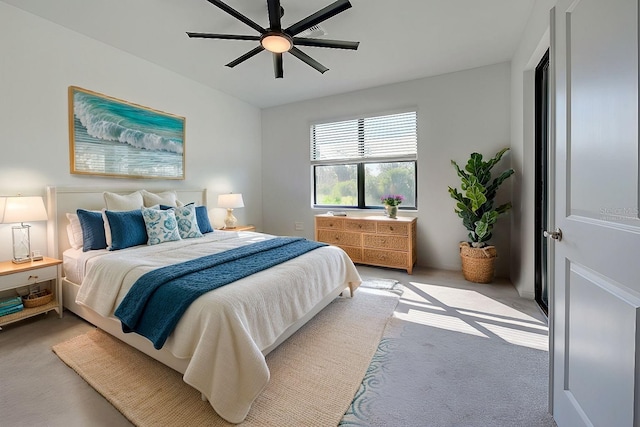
[261,34,292,53]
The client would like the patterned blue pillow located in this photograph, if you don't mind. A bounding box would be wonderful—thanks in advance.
[173,205,203,239]
[76,209,107,252]
[141,207,181,245]
[104,209,148,251]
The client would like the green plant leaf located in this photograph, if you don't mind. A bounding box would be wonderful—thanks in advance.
[465,183,487,212]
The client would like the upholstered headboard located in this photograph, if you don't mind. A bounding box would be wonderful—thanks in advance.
[46,186,207,258]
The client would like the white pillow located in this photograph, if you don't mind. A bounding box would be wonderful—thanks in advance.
[103,191,144,211]
[173,205,203,239]
[66,212,83,249]
[141,207,181,245]
[141,190,179,207]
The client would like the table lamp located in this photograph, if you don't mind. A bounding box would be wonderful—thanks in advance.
[1,196,48,263]
[217,193,244,229]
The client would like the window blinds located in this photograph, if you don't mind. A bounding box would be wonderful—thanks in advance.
[311,111,417,162]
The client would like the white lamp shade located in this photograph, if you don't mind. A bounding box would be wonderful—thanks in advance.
[2,196,48,224]
[217,193,244,209]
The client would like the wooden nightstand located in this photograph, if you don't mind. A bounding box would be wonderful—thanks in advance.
[217,225,256,232]
[0,257,63,328]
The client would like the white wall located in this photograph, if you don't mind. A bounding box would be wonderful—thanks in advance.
[509,0,556,298]
[261,63,513,278]
[0,3,263,262]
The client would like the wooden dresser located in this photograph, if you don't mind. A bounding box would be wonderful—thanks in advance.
[314,214,417,274]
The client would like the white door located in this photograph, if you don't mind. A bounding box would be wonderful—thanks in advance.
[551,0,640,426]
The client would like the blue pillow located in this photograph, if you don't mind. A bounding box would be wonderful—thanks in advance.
[195,206,213,234]
[76,209,107,252]
[104,209,148,251]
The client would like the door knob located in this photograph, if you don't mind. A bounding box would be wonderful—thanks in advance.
[543,228,563,241]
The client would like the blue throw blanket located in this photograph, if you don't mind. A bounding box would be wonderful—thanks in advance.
[114,237,327,349]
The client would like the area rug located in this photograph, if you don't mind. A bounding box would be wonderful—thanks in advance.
[52,287,399,427]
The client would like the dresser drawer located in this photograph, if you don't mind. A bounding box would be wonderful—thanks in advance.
[0,265,57,292]
[315,217,343,230]
[317,230,361,247]
[344,219,376,233]
[337,245,363,263]
[363,249,409,269]
[363,234,410,251]
[376,222,409,236]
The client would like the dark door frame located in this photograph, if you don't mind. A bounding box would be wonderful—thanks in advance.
[534,49,550,316]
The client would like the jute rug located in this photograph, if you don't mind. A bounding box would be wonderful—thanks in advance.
[52,287,399,427]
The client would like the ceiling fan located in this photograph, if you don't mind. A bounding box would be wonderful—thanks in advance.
[187,0,359,78]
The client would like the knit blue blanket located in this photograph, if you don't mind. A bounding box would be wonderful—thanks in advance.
[114,237,327,349]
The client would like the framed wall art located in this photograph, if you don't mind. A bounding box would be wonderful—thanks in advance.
[68,86,185,180]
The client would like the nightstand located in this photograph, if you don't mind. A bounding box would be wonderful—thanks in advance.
[217,225,256,232]
[0,257,63,328]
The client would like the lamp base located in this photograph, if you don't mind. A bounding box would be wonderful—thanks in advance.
[224,208,238,229]
[12,257,32,264]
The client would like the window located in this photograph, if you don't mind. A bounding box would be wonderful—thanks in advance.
[311,111,417,209]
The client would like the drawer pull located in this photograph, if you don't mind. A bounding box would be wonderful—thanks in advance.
[389,227,394,231]
[28,275,39,281]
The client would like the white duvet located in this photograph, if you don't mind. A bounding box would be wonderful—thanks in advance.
[74,231,361,423]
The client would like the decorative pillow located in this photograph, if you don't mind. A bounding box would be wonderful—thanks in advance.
[173,205,203,239]
[103,191,144,211]
[141,207,181,245]
[66,212,83,249]
[182,203,214,234]
[76,209,107,252]
[194,206,214,234]
[141,190,179,208]
[104,209,148,251]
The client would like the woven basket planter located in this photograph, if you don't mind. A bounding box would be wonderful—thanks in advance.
[459,242,497,283]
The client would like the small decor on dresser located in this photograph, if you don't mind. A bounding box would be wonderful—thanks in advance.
[380,194,404,219]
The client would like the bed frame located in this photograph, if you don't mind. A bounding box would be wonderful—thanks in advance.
[45,186,348,374]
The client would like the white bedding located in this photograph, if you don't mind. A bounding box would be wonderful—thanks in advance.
[73,231,361,423]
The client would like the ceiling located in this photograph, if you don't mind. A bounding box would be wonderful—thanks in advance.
[3,0,534,108]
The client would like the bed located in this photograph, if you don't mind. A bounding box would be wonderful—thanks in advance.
[46,186,361,423]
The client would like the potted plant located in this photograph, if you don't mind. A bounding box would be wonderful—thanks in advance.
[381,194,404,218]
[448,148,514,283]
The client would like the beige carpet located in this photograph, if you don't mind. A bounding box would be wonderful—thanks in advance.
[52,288,398,426]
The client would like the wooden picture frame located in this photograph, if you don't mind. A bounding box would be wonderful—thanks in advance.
[68,86,185,180]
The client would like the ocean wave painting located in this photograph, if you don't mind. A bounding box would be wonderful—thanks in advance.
[69,86,185,179]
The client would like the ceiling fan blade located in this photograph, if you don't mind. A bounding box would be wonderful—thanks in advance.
[285,0,352,36]
[187,32,261,42]
[267,0,282,31]
[289,47,329,74]
[273,53,284,78]
[205,0,265,34]
[293,37,359,50]
[226,46,265,68]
